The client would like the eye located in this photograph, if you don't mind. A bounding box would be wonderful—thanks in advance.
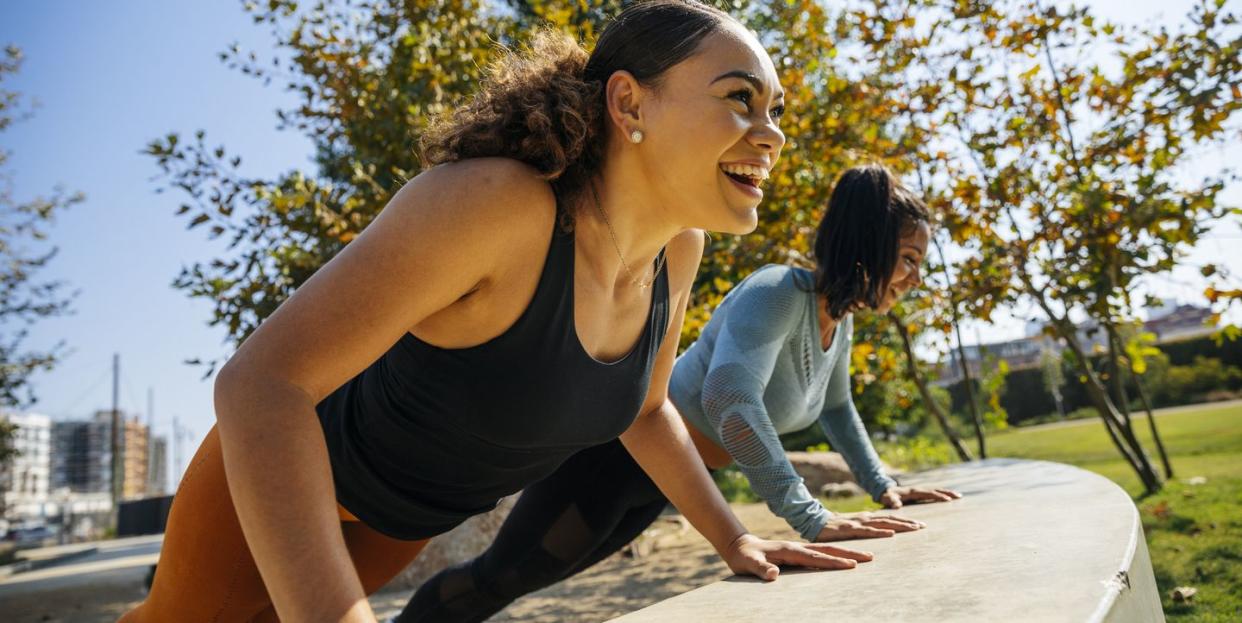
[770,104,785,120]
[728,89,753,110]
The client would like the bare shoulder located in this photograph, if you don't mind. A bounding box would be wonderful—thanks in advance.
[386,157,557,246]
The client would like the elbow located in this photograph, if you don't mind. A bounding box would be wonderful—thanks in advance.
[212,359,248,431]
[212,360,319,439]
[212,358,299,432]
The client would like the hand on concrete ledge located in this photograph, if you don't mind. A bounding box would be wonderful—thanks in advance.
[815,513,925,541]
[723,533,873,581]
[879,485,962,509]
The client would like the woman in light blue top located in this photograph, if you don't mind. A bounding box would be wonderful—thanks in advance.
[405,164,961,622]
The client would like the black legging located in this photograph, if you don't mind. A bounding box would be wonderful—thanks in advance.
[395,440,669,622]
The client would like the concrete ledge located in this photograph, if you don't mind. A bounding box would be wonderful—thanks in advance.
[0,545,99,580]
[609,459,1164,623]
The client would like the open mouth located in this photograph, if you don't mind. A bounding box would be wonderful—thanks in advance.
[720,163,768,190]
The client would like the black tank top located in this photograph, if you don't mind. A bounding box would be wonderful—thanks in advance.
[316,215,670,540]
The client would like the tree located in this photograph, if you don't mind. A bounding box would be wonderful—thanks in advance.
[922,0,1240,493]
[1,45,83,462]
[146,0,505,373]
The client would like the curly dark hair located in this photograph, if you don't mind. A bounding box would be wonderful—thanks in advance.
[420,1,734,226]
[812,164,932,319]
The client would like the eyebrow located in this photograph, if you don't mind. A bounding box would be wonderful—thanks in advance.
[711,70,785,100]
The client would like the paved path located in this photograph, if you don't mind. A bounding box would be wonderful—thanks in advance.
[0,535,162,622]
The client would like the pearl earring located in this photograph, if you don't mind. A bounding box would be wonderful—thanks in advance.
[630,129,644,144]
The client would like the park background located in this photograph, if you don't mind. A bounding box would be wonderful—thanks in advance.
[1,0,1240,620]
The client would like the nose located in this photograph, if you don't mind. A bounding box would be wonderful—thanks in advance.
[750,118,785,159]
[907,265,923,288]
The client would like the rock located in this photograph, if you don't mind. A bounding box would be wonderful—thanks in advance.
[786,451,893,496]
[820,482,865,499]
[386,494,519,590]
[624,514,689,560]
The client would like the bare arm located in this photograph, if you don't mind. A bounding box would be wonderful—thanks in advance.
[213,159,555,623]
[620,234,873,580]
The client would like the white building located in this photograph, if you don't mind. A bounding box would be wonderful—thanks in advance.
[1,412,53,520]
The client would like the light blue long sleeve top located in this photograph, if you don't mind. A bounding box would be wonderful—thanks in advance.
[669,264,896,540]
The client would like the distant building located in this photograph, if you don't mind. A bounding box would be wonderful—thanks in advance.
[937,303,1216,385]
[51,410,152,499]
[147,435,168,496]
[939,335,1055,386]
[1,412,52,519]
[121,416,149,500]
[1143,304,1215,342]
[52,414,112,495]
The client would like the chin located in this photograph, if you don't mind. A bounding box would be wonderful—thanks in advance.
[715,200,760,235]
[694,206,757,235]
[724,210,759,235]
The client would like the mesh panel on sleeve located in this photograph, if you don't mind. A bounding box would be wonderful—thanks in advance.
[702,362,772,467]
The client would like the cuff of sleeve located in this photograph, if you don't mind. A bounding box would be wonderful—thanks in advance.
[795,507,833,541]
[866,476,897,502]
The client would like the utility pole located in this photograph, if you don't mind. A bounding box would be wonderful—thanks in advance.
[147,387,156,496]
[111,353,122,515]
[172,415,187,490]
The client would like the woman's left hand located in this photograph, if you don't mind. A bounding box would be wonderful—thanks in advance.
[879,485,962,509]
[723,533,874,581]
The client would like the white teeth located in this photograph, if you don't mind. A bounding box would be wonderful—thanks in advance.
[720,163,769,180]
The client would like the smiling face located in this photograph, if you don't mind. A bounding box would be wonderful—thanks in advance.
[616,23,786,234]
[874,221,931,314]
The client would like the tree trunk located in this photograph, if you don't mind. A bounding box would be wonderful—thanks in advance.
[1061,329,1162,493]
[1018,277,1161,493]
[1106,326,1137,432]
[1096,399,1145,479]
[890,312,974,462]
[1134,370,1174,479]
[934,237,987,458]
[952,321,987,459]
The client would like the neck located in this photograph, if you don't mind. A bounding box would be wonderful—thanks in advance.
[816,294,840,348]
[575,159,680,289]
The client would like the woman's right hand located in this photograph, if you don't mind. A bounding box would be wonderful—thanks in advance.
[724,533,874,581]
[814,512,925,541]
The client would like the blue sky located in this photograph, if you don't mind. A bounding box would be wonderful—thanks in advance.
[3,0,1238,487]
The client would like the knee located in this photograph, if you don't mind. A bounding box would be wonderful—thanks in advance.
[474,550,569,599]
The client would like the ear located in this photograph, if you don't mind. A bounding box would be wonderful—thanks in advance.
[604,70,645,137]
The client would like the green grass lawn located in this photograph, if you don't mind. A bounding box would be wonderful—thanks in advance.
[984,403,1242,621]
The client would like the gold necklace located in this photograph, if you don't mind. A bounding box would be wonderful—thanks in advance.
[589,182,666,289]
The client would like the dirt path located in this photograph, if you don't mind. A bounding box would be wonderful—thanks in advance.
[370,503,797,622]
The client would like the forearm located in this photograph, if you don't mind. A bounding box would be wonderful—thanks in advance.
[620,399,748,557]
[819,404,896,499]
[215,373,374,623]
[735,463,831,540]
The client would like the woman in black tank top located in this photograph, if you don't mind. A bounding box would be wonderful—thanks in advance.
[124,3,873,622]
